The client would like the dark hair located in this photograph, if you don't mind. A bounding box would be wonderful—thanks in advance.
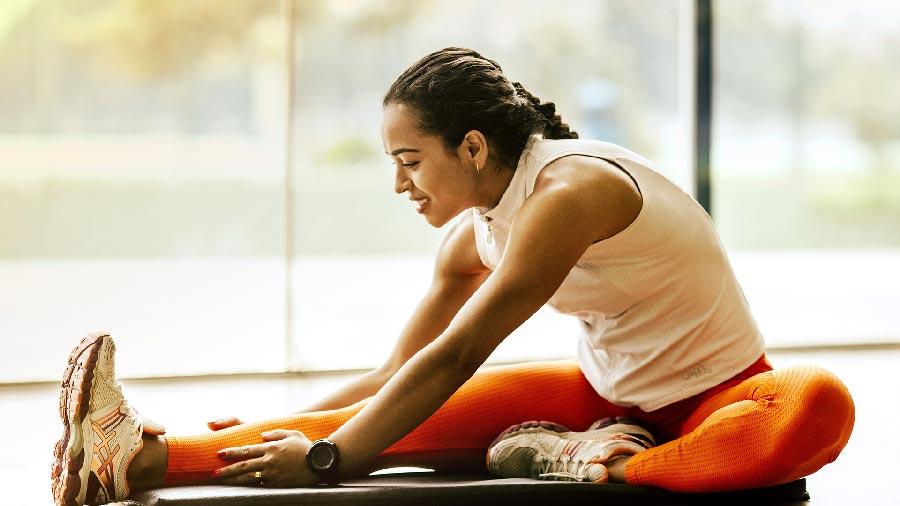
[384,47,578,169]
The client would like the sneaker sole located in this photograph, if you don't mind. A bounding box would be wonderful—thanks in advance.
[51,332,108,506]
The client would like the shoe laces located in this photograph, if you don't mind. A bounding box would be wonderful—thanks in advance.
[535,454,599,482]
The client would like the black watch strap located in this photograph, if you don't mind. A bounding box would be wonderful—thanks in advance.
[306,438,341,484]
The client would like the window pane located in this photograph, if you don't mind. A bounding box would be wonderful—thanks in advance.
[289,0,689,370]
[714,0,900,346]
[0,0,288,381]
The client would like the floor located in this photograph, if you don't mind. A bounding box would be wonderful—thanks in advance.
[2,347,897,506]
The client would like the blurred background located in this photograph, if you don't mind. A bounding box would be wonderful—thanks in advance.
[3,1,900,504]
[1,0,898,380]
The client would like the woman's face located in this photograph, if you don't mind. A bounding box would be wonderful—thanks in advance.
[381,103,479,228]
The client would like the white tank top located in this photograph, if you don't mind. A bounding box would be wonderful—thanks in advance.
[473,136,765,411]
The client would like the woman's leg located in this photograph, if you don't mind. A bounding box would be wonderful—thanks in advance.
[625,365,855,492]
[161,359,627,484]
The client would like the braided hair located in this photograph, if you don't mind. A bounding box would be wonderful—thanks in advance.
[384,47,577,169]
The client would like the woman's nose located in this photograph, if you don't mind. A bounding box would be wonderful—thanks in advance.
[394,166,411,194]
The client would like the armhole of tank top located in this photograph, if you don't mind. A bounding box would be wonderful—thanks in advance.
[599,157,642,198]
[588,156,645,246]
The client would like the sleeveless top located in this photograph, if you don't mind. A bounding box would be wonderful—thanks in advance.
[472,136,765,411]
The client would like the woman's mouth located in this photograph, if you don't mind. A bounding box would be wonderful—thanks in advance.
[413,197,430,214]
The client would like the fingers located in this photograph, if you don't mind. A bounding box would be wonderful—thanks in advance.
[143,417,167,436]
[592,438,650,463]
[217,432,307,462]
[261,429,304,442]
[208,416,243,431]
[214,433,317,488]
[215,462,266,486]
[217,442,268,461]
[215,442,269,486]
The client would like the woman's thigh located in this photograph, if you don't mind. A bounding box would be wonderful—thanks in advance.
[387,359,626,456]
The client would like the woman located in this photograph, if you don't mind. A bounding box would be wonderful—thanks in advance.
[51,47,854,506]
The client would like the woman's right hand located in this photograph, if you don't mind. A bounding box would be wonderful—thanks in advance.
[208,416,244,431]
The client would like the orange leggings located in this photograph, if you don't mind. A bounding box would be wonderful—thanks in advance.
[164,355,854,492]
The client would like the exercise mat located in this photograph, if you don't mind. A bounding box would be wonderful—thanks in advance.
[129,472,810,506]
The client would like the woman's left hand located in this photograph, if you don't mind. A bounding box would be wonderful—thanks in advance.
[215,430,321,487]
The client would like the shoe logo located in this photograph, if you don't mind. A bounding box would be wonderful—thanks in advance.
[90,406,127,498]
[608,433,654,450]
[563,440,586,457]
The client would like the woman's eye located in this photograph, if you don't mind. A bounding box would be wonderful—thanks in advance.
[390,159,419,169]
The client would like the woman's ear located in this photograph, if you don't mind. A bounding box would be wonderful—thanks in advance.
[459,130,489,172]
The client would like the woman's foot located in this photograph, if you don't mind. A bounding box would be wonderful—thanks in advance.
[51,332,146,506]
[486,418,655,484]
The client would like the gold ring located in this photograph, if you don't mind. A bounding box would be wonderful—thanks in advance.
[254,471,263,480]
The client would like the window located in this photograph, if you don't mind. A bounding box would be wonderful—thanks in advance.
[286,0,689,370]
[714,0,900,347]
[0,0,287,381]
[11,1,887,383]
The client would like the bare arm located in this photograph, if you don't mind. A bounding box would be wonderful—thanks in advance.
[300,213,490,413]
[215,158,641,487]
[328,157,641,475]
[210,215,488,431]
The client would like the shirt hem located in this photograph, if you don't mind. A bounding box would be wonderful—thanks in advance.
[634,341,767,412]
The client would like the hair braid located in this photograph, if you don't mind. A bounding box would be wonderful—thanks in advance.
[511,82,578,140]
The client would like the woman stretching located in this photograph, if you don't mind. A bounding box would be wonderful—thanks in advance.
[52,47,854,506]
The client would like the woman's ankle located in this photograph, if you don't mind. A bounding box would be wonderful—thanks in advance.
[605,455,631,484]
[127,435,169,491]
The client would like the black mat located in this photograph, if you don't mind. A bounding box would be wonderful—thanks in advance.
[129,473,810,506]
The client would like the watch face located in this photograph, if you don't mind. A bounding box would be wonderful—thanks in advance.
[309,442,337,470]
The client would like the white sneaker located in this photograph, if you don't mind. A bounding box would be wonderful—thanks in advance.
[487,418,655,483]
[51,332,145,506]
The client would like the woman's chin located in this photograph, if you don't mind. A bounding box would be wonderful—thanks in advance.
[423,215,443,228]
[423,211,452,228]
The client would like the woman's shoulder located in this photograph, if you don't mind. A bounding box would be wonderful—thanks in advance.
[525,137,655,201]
[434,212,490,277]
[532,150,636,194]
[529,155,643,244]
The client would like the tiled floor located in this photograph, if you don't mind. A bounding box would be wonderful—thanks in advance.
[2,347,896,505]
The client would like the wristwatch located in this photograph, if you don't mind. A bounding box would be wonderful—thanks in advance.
[306,438,341,484]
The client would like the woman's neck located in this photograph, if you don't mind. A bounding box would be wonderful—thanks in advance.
[475,162,516,213]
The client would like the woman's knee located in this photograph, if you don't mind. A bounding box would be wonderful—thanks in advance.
[778,366,855,460]
[785,366,853,415]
